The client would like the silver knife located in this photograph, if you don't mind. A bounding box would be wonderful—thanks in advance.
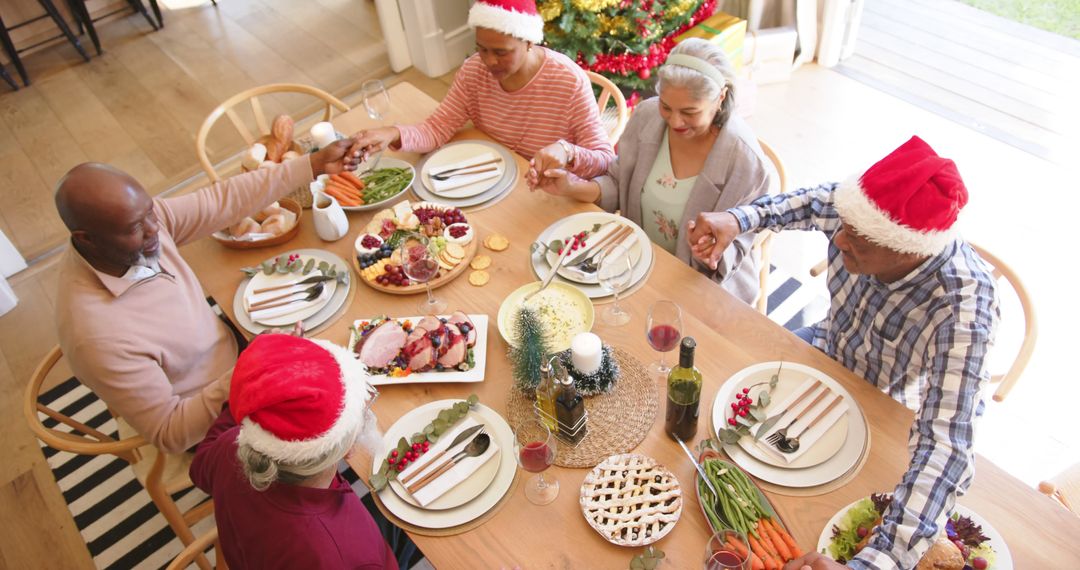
[252,274,335,294]
[676,438,722,504]
[398,423,484,484]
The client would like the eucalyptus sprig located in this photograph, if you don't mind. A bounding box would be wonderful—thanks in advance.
[369,394,480,492]
[716,362,783,444]
[629,546,665,570]
[240,257,347,284]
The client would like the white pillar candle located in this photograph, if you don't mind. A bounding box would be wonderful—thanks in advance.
[310,122,337,149]
[571,332,603,376]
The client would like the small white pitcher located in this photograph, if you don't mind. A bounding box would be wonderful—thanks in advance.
[311,187,349,242]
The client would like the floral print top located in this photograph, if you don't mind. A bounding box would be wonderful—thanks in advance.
[640,131,697,254]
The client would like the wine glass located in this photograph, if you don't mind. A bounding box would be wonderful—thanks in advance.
[361,79,391,122]
[398,233,447,314]
[704,529,751,570]
[513,418,559,505]
[647,300,682,379]
[597,244,633,326]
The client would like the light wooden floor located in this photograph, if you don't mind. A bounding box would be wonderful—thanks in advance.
[2,1,1078,567]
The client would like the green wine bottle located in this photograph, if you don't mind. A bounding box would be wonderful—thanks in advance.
[665,337,702,441]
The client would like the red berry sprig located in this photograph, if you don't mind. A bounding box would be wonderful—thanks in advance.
[726,387,754,426]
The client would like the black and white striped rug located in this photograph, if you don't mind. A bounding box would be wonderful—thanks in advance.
[35,265,826,569]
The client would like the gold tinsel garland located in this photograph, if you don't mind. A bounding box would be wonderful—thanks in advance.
[538,0,562,21]
[667,0,698,18]
[570,0,622,11]
[597,14,631,35]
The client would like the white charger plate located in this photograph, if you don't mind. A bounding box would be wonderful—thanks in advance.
[412,141,518,208]
[373,401,516,529]
[717,363,851,469]
[346,315,489,386]
[542,218,643,285]
[816,499,1013,569]
[232,249,351,334]
[712,362,868,488]
[420,143,505,199]
[530,212,654,298]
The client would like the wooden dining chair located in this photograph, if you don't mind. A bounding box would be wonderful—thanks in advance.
[24,346,215,570]
[1039,462,1080,517]
[166,526,227,570]
[586,71,629,145]
[196,83,350,182]
[753,138,788,315]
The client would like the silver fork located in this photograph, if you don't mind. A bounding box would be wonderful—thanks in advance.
[765,387,831,446]
[575,226,634,274]
[431,165,498,181]
[355,148,384,177]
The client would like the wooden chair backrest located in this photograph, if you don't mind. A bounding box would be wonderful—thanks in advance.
[1039,463,1080,516]
[967,242,1037,402]
[586,71,629,145]
[196,83,350,182]
[752,139,788,315]
[166,527,226,570]
[23,346,146,463]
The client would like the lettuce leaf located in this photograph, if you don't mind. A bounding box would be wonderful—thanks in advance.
[827,498,879,562]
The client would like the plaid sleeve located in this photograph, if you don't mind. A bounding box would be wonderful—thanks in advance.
[727,182,844,234]
[850,308,995,569]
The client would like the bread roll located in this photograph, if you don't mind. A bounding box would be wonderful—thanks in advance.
[253,201,282,223]
[242,143,267,170]
[260,214,288,236]
[282,150,300,161]
[916,538,965,570]
[267,115,294,162]
[229,217,260,238]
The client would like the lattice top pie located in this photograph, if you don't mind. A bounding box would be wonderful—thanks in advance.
[579,453,683,546]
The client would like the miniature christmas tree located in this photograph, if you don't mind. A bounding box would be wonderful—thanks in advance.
[509,306,552,392]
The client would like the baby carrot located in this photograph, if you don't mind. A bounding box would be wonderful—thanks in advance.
[768,518,803,558]
[332,173,363,191]
[761,518,792,561]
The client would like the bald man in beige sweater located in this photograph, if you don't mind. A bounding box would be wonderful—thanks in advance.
[54,141,361,454]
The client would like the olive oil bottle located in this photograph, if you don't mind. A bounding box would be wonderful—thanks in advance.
[665,337,702,441]
[535,357,559,431]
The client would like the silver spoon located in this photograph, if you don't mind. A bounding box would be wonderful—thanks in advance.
[407,433,491,493]
[775,396,843,453]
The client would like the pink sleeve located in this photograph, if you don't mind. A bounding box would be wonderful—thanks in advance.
[157,157,314,246]
[396,67,474,154]
[565,72,615,179]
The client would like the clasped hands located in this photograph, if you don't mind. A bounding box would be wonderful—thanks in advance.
[686,211,741,271]
[526,142,575,194]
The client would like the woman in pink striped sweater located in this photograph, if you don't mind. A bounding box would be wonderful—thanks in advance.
[353,0,615,180]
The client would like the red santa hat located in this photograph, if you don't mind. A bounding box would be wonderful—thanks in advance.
[468,0,544,44]
[230,335,377,465]
[833,136,968,257]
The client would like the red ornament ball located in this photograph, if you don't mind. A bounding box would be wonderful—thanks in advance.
[637,67,651,80]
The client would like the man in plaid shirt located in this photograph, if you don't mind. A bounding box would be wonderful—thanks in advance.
[688,137,999,569]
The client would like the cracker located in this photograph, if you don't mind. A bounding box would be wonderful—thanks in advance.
[468,270,490,286]
[470,255,492,270]
[445,242,466,259]
[485,234,509,252]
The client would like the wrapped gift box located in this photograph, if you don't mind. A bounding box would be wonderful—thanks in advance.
[675,12,747,72]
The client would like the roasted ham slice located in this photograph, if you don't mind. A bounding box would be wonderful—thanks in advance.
[355,320,407,369]
[447,311,477,347]
[403,332,435,372]
[437,323,466,368]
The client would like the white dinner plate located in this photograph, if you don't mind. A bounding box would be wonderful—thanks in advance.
[816,499,1013,569]
[412,141,518,209]
[373,401,516,529]
[720,365,850,469]
[346,315,489,386]
[530,212,654,298]
[244,261,337,326]
[232,249,351,334]
[542,218,643,285]
[420,143,505,199]
[711,362,868,488]
[386,417,502,511]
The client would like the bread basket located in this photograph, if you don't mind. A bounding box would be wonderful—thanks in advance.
[211,198,303,250]
[242,135,313,208]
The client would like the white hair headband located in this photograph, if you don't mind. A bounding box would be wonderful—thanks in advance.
[662,53,728,91]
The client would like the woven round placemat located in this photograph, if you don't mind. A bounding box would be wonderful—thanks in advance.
[709,410,872,497]
[506,346,657,468]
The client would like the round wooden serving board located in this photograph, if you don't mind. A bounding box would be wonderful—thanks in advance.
[354,236,478,295]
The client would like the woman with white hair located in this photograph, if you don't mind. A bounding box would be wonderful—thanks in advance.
[353,0,615,181]
[190,334,402,569]
[533,38,771,306]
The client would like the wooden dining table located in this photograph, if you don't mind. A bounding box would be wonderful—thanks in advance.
[183,82,1080,569]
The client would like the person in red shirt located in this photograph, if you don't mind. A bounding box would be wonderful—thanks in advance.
[191,334,399,569]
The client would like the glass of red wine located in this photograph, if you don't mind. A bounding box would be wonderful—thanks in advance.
[647,300,682,379]
[399,233,447,314]
[704,529,751,570]
[513,418,559,505]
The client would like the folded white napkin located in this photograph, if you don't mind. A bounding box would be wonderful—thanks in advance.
[247,282,331,323]
[429,152,502,193]
[397,418,499,507]
[755,380,849,464]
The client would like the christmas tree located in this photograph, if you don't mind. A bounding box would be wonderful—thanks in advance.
[540,0,717,102]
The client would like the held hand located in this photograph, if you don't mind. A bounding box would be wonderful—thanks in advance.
[529,142,570,188]
[309,138,363,176]
[352,127,399,157]
[686,211,740,270]
[781,552,848,570]
[532,168,576,198]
